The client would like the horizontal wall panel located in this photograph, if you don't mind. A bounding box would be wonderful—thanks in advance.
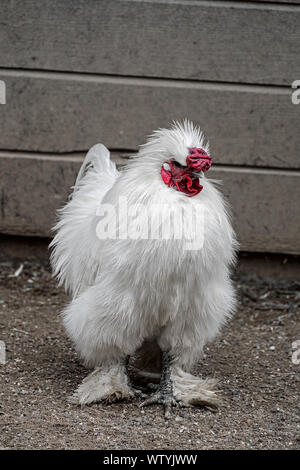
[0,1,299,85]
[0,153,82,238]
[210,166,300,255]
[243,1,300,3]
[0,71,297,168]
[0,152,299,254]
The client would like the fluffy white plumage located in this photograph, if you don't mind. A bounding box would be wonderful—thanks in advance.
[50,121,238,413]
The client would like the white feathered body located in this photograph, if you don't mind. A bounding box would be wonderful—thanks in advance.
[50,122,237,403]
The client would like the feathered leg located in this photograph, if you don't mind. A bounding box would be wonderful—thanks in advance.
[140,351,186,418]
[69,360,137,406]
[140,350,219,418]
[62,284,146,406]
[142,275,236,417]
[139,304,223,417]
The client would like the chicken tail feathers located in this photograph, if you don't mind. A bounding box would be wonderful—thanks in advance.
[50,144,119,297]
[74,144,118,193]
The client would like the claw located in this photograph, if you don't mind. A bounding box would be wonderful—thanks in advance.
[139,351,182,418]
[140,388,185,419]
[133,388,147,399]
[140,392,161,408]
[141,398,184,418]
[164,404,171,419]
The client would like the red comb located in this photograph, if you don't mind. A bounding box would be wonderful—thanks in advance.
[186,148,212,172]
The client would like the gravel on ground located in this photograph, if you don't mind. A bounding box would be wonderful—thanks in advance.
[0,261,299,450]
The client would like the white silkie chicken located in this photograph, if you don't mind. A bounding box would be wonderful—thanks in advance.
[50,121,237,417]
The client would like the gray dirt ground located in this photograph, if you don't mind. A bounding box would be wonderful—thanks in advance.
[0,261,299,450]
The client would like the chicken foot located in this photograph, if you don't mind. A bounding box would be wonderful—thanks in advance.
[140,351,187,418]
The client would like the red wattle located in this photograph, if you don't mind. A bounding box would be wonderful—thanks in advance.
[161,159,203,197]
[161,166,173,186]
